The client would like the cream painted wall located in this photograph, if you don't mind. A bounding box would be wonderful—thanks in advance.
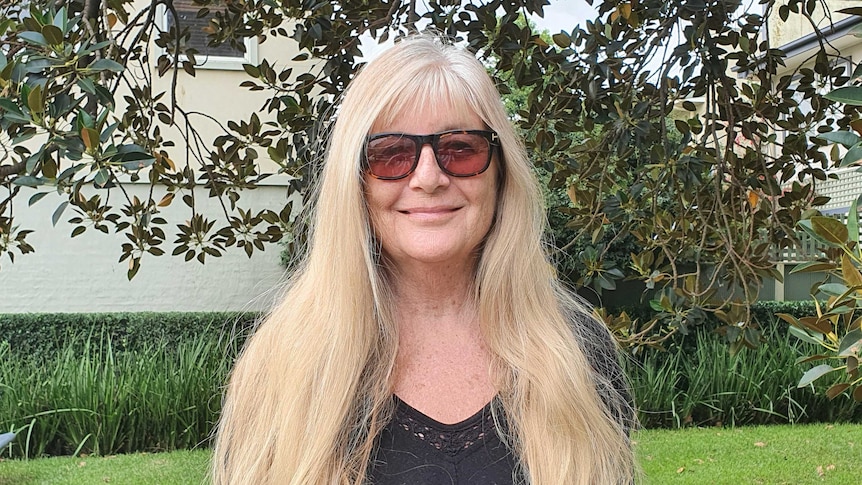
[767,0,856,48]
[0,184,289,313]
[0,4,308,313]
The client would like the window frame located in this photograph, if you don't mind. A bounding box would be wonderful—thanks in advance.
[156,1,258,71]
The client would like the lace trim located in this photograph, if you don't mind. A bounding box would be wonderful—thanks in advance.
[393,398,495,458]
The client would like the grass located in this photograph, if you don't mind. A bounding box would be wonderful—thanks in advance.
[634,423,861,484]
[0,424,858,484]
[0,449,209,485]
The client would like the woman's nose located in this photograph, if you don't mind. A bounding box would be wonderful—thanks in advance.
[408,144,450,191]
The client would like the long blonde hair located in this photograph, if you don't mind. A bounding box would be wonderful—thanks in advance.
[212,35,636,484]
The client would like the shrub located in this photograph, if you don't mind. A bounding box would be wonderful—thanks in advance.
[0,312,258,356]
[626,320,862,428]
[0,333,232,458]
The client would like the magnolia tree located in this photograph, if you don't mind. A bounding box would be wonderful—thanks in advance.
[0,0,858,361]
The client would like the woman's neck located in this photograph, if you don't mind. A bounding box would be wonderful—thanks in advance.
[389,259,477,321]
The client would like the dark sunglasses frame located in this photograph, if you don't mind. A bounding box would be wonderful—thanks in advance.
[363,129,500,180]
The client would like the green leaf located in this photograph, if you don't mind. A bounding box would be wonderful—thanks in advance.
[53,6,68,31]
[840,143,862,167]
[41,24,63,45]
[17,31,48,46]
[552,32,571,48]
[789,260,836,274]
[111,145,155,169]
[93,84,115,110]
[11,176,42,188]
[77,108,94,130]
[816,131,860,148]
[27,84,42,113]
[0,97,22,113]
[3,111,32,124]
[88,59,124,73]
[28,192,49,206]
[100,122,119,143]
[789,324,824,346]
[838,328,862,357]
[819,283,850,296]
[77,78,97,95]
[242,64,260,77]
[78,40,113,57]
[649,299,664,312]
[850,198,860,247]
[824,86,862,106]
[57,163,85,182]
[25,150,42,173]
[810,216,848,246]
[93,168,110,187]
[51,201,68,227]
[797,364,837,387]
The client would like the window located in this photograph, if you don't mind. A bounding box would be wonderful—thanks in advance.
[158,0,258,70]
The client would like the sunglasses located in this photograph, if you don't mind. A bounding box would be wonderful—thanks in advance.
[363,129,499,180]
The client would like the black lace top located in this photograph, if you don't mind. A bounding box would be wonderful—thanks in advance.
[368,396,521,485]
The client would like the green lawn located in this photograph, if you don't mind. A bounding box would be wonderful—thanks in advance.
[0,423,859,484]
[633,423,861,484]
[0,449,209,485]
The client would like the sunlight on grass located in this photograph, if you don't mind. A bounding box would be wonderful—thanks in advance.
[0,424,859,484]
[635,423,861,484]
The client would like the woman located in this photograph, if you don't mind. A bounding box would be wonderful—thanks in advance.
[213,36,636,484]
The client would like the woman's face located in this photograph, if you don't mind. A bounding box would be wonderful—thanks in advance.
[364,102,498,269]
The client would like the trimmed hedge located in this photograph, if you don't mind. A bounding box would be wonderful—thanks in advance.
[0,301,820,356]
[0,312,259,357]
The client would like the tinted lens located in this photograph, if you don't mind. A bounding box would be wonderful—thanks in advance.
[366,135,417,179]
[436,132,491,176]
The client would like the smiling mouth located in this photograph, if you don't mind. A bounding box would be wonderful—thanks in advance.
[399,207,460,215]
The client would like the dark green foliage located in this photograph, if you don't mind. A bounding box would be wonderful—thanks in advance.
[627,323,862,429]
[0,312,258,356]
[611,300,818,345]
[0,335,232,458]
[0,310,857,459]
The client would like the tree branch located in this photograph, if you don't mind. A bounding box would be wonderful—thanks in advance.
[0,162,25,180]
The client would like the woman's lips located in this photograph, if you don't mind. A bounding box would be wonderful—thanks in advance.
[399,206,459,214]
[398,206,461,220]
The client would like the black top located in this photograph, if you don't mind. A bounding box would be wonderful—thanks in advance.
[367,315,632,484]
[368,396,521,485]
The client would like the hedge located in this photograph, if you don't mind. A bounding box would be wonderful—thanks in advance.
[0,312,259,357]
[0,302,820,356]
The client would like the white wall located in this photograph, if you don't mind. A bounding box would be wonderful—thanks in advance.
[0,5,309,313]
[0,184,289,313]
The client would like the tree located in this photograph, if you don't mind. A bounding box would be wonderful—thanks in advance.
[0,0,856,357]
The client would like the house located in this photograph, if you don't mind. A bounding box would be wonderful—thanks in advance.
[762,2,862,300]
[0,1,304,313]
